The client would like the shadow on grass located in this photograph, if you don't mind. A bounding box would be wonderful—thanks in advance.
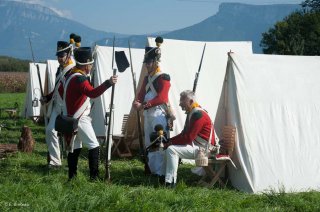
[32,148,49,158]
[108,167,164,188]
[104,158,235,190]
[21,161,66,177]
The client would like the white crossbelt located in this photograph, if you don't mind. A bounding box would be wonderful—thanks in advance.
[62,73,89,118]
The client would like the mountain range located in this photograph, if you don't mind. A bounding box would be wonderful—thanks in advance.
[0,1,300,60]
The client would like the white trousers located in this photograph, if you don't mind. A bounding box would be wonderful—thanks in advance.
[162,143,200,183]
[143,106,168,175]
[46,108,61,166]
[73,115,99,150]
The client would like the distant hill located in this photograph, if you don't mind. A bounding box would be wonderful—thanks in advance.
[0,1,300,60]
[163,3,301,53]
[0,0,127,60]
[111,3,300,53]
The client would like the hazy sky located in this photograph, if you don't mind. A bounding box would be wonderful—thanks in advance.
[16,0,302,35]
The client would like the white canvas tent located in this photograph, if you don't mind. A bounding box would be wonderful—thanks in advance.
[91,45,145,137]
[44,60,59,119]
[214,52,320,193]
[45,60,59,95]
[129,38,253,139]
[22,63,47,119]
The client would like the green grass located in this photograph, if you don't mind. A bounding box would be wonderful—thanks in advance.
[0,93,320,211]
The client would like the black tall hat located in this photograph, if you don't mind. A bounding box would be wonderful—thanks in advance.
[143,46,161,63]
[74,47,94,65]
[74,35,81,47]
[69,33,76,44]
[56,41,71,57]
[155,36,163,44]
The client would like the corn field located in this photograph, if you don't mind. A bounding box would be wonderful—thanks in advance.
[0,72,28,93]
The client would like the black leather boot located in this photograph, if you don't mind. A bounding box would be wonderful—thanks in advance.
[67,148,82,180]
[165,182,176,188]
[88,147,100,180]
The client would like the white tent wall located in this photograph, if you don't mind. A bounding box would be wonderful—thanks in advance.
[45,60,59,95]
[91,45,144,137]
[145,37,253,138]
[44,60,59,120]
[22,63,47,118]
[215,53,320,193]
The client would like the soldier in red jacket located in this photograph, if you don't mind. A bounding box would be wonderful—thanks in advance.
[162,90,216,188]
[58,47,117,180]
[133,37,172,176]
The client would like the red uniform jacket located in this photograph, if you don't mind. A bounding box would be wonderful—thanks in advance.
[58,70,112,116]
[171,108,215,146]
[136,73,170,109]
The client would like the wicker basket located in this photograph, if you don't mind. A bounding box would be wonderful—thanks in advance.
[195,148,208,167]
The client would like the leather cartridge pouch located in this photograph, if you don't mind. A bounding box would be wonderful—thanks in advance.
[55,114,78,134]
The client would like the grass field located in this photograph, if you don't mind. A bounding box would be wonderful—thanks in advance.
[0,93,320,211]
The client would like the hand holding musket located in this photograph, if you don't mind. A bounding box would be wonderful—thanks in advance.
[40,96,48,105]
[107,75,118,85]
[133,100,144,111]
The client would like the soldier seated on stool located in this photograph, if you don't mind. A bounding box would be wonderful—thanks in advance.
[57,47,117,180]
[161,90,216,188]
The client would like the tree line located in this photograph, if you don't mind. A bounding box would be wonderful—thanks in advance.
[0,56,30,72]
[261,0,320,55]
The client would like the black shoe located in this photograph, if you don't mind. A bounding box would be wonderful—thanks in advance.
[144,163,151,176]
[48,164,62,170]
[68,148,82,180]
[67,176,76,182]
[89,176,103,182]
[158,175,165,184]
[165,182,176,188]
[88,147,100,180]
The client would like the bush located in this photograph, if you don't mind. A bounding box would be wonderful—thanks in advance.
[0,56,30,72]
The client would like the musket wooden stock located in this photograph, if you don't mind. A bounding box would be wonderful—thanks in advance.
[128,41,150,174]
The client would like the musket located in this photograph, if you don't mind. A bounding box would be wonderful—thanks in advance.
[128,40,150,174]
[105,36,116,182]
[28,37,47,126]
[192,43,206,93]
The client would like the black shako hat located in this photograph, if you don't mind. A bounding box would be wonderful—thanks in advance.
[69,33,76,44]
[74,47,94,65]
[155,36,163,44]
[74,35,81,47]
[143,46,161,63]
[56,41,71,57]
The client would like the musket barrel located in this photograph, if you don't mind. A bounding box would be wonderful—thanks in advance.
[105,38,116,182]
[192,43,206,93]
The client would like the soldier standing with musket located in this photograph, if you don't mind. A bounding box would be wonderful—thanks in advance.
[41,41,75,168]
[57,47,117,180]
[133,37,173,176]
